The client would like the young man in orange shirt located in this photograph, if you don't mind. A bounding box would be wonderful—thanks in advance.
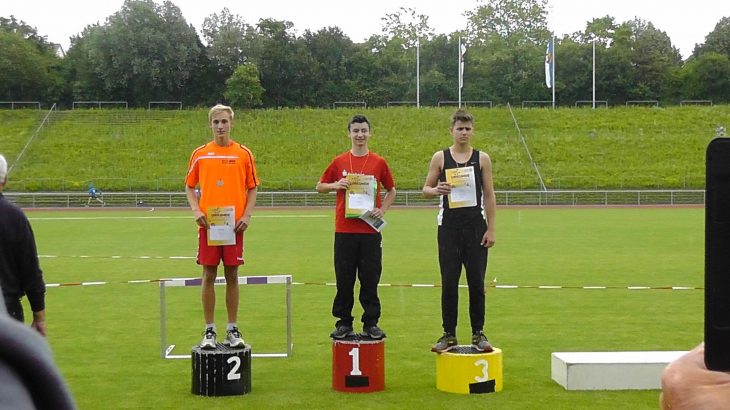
[317,114,396,340]
[185,104,259,349]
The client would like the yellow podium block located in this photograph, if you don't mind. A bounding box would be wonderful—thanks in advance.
[436,346,503,394]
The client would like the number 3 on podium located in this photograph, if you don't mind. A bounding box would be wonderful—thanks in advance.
[474,359,489,382]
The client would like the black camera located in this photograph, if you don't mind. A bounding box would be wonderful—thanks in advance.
[705,137,730,371]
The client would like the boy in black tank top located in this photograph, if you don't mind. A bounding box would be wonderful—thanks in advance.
[422,109,497,353]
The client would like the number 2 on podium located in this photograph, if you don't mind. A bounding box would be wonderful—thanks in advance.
[227,356,242,380]
[348,347,362,376]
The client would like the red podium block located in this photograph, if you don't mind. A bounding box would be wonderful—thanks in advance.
[332,338,385,392]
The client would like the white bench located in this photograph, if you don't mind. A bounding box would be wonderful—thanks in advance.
[551,351,687,390]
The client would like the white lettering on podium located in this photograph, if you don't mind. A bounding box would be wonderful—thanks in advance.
[474,359,489,382]
[348,347,362,376]
[227,356,242,380]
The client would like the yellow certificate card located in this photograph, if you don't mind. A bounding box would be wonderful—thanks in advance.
[446,167,477,208]
[207,206,235,246]
[345,173,376,218]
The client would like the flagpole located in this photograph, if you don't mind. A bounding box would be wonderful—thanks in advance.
[458,36,462,108]
[592,38,596,110]
[417,39,420,109]
[551,35,556,109]
[416,38,421,108]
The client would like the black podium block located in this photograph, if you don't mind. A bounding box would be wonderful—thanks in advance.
[192,343,251,396]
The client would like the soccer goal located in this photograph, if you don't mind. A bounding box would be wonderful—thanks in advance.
[159,275,293,359]
[680,100,713,106]
[438,100,493,108]
[332,101,367,109]
[521,101,552,108]
[386,101,417,107]
[72,101,129,110]
[575,100,608,108]
[0,101,41,110]
[625,100,659,107]
[148,101,183,110]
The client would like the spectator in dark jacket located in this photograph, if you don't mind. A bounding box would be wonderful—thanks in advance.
[0,292,76,409]
[0,153,47,336]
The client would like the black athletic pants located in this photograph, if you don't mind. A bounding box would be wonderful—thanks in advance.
[438,220,488,335]
[332,232,382,328]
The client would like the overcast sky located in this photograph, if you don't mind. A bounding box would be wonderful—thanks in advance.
[4,0,728,59]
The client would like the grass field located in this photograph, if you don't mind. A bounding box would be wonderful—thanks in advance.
[26,206,704,409]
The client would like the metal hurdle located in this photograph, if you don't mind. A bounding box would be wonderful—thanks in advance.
[160,275,293,359]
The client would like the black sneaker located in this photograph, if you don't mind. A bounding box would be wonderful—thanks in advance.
[330,325,355,339]
[471,331,494,352]
[431,332,458,353]
[362,325,386,339]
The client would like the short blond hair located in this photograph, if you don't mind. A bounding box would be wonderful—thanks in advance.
[0,154,7,182]
[208,104,234,122]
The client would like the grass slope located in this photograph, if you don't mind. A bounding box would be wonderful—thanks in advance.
[3,106,728,191]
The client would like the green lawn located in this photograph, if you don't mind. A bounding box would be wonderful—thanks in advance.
[27,207,703,409]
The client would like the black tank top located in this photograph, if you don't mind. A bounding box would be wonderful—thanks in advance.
[438,148,484,227]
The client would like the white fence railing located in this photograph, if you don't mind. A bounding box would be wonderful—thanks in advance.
[4,190,705,209]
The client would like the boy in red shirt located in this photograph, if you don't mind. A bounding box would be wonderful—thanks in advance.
[317,114,396,339]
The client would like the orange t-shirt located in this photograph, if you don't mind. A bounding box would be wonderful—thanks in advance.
[185,140,259,221]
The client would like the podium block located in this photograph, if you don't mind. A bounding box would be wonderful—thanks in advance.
[436,346,503,394]
[332,338,385,392]
[551,351,686,390]
[192,344,251,396]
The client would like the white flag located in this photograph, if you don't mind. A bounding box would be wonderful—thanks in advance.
[459,40,467,89]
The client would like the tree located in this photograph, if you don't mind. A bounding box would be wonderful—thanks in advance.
[0,18,64,102]
[65,0,204,106]
[693,16,730,58]
[249,18,309,107]
[460,0,550,105]
[549,36,592,104]
[202,8,255,78]
[0,16,54,52]
[680,52,730,103]
[466,0,550,45]
[568,16,629,106]
[575,15,619,46]
[224,63,264,107]
[625,18,682,101]
[302,27,356,107]
[418,34,460,104]
[380,7,435,48]
[0,31,48,100]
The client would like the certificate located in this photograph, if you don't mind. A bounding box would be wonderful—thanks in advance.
[358,210,387,232]
[345,174,376,218]
[445,167,477,208]
[206,206,236,246]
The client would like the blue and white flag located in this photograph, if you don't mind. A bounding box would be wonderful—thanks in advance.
[459,39,467,89]
[545,38,554,88]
